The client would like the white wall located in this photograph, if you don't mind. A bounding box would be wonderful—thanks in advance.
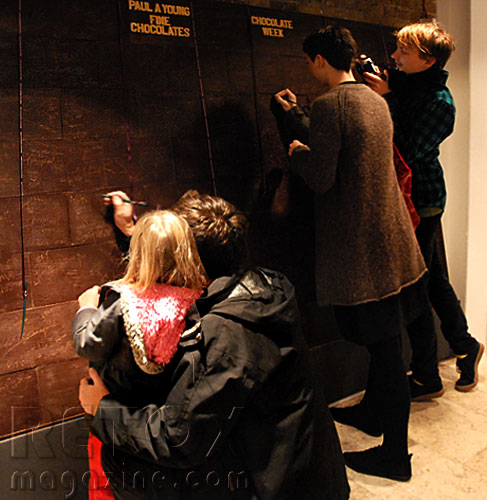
[466,0,487,346]
[436,0,470,305]
[437,0,487,346]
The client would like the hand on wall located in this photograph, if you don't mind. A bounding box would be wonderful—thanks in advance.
[103,191,135,236]
[274,88,298,111]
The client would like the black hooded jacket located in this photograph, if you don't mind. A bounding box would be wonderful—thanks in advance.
[90,267,349,500]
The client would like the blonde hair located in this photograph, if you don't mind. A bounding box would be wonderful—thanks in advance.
[396,21,455,68]
[120,210,208,291]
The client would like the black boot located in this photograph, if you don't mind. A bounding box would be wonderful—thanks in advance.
[344,446,412,481]
[456,342,484,392]
[409,374,444,401]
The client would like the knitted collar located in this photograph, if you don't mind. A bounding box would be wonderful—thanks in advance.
[119,283,203,374]
[389,66,449,96]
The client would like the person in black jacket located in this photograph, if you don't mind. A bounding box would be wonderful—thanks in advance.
[78,190,350,500]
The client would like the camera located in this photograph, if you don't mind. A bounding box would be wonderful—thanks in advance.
[355,54,381,77]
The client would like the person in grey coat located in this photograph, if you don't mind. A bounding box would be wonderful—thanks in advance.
[275,26,432,482]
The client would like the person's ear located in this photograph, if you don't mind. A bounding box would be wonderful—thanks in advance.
[424,56,436,69]
[314,54,327,67]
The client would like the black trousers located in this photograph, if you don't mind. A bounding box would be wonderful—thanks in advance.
[367,335,410,457]
[335,307,410,458]
[408,214,477,382]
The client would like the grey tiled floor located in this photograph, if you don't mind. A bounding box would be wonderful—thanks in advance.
[334,356,487,500]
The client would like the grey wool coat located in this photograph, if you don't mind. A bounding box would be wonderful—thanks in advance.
[290,82,426,306]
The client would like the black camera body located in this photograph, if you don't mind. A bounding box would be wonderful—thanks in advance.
[356,54,381,77]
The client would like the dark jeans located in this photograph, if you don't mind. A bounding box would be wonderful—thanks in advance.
[408,214,477,382]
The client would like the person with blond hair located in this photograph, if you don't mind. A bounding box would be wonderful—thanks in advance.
[73,210,208,383]
[364,21,484,400]
[72,210,208,499]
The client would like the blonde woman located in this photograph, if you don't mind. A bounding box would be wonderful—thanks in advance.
[72,210,208,498]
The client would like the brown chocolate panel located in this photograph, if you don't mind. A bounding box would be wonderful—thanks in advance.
[122,43,181,92]
[22,89,63,140]
[101,137,133,189]
[22,140,108,196]
[208,99,260,175]
[130,136,176,188]
[22,38,101,89]
[0,0,17,36]
[193,2,250,51]
[97,40,124,89]
[132,92,204,140]
[119,9,198,93]
[340,18,396,72]
[23,194,70,251]
[193,3,253,94]
[61,89,126,140]
[0,252,23,313]
[256,91,289,171]
[0,89,19,141]
[196,49,234,94]
[193,2,259,209]
[135,99,209,185]
[172,133,212,184]
[227,49,255,94]
[165,46,201,93]
[0,301,79,376]
[22,0,119,40]
[67,192,116,246]
[37,358,88,422]
[0,196,21,256]
[26,241,125,308]
[0,196,22,317]
[0,369,42,438]
[205,96,261,209]
[0,359,87,436]
[0,141,19,198]
[0,38,18,88]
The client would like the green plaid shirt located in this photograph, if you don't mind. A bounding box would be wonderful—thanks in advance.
[384,68,455,213]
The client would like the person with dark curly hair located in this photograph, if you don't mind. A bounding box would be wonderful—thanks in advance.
[275,25,432,481]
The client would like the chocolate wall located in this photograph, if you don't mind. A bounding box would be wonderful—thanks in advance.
[0,0,430,440]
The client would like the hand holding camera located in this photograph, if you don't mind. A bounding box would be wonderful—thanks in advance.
[356,54,382,77]
[356,54,390,96]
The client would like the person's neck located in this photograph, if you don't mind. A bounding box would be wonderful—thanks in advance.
[327,69,356,89]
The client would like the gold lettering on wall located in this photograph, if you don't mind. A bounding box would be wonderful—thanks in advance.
[128,1,191,37]
[261,27,284,38]
[250,15,293,38]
